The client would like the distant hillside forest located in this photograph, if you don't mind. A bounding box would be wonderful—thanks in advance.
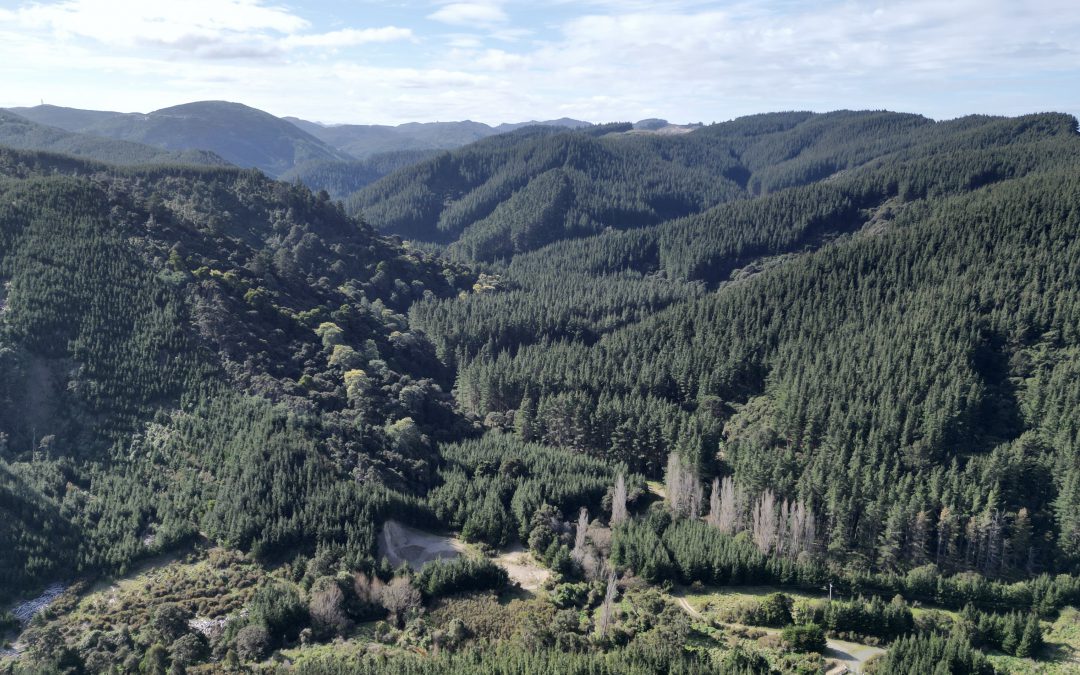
[3,109,1080,673]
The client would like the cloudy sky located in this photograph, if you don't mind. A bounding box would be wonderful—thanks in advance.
[0,0,1077,125]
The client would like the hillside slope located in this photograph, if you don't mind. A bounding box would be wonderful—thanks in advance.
[7,103,126,132]
[0,110,228,167]
[0,147,475,596]
[6,110,1080,674]
[292,117,592,159]
[350,122,747,260]
[279,149,440,201]
[412,112,1080,574]
[77,101,353,177]
[350,111,968,261]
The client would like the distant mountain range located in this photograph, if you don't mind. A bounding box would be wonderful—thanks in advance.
[0,109,228,167]
[285,116,592,159]
[5,101,595,177]
[9,101,348,177]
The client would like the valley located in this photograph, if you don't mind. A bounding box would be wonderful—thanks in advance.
[1,107,1080,673]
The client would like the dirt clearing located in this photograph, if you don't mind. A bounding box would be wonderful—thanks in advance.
[492,545,550,591]
[378,521,550,591]
[379,520,466,569]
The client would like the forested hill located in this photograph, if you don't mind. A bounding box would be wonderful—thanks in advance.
[409,110,1080,576]
[6,104,125,133]
[278,149,441,201]
[349,121,740,259]
[285,117,592,159]
[0,109,228,167]
[7,109,1080,672]
[74,101,354,177]
[0,146,476,596]
[351,110,1077,263]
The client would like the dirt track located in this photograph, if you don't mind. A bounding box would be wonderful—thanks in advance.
[673,596,884,674]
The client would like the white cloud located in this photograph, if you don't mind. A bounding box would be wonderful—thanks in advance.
[445,34,484,48]
[428,2,507,28]
[0,0,1079,124]
[0,0,411,60]
[282,26,414,48]
[470,48,529,71]
[14,0,307,47]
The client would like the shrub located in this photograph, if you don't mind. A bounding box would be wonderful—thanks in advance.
[170,633,209,666]
[309,577,353,637]
[249,582,308,645]
[235,624,270,662]
[723,593,794,627]
[415,556,508,598]
[781,623,827,653]
[550,583,590,609]
[758,593,794,627]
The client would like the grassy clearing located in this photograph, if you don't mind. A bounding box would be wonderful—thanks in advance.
[985,607,1080,674]
[673,584,821,616]
[675,584,1080,673]
[675,583,960,622]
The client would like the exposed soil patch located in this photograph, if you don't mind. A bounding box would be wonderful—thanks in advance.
[378,521,551,591]
[378,520,466,569]
[492,545,550,591]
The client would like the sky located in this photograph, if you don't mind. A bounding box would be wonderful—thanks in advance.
[0,0,1078,125]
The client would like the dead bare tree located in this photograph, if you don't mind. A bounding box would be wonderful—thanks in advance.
[573,507,589,563]
[707,478,721,528]
[689,476,704,520]
[752,489,778,554]
[353,572,385,607]
[597,573,618,638]
[775,498,792,558]
[790,499,816,558]
[665,452,684,514]
[716,476,745,534]
[611,473,628,525]
[309,580,352,636]
[665,452,702,519]
[379,577,421,627]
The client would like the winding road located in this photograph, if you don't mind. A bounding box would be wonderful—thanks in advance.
[674,596,885,674]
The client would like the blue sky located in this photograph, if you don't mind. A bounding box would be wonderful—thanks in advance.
[0,0,1077,125]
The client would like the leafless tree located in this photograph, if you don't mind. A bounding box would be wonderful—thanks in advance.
[597,573,618,638]
[714,476,745,534]
[982,509,1004,575]
[611,473,628,525]
[354,571,386,606]
[379,577,421,627]
[707,477,721,528]
[689,476,704,520]
[936,506,957,567]
[790,498,816,558]
[309,579,351,636]
[573,507,589,562]
[907,510,930,566]
[665,452,702,519]
[589,524,612,557]
[752,489,778,554]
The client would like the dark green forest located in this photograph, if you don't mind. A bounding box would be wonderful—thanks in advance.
[4,109,1080,673]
